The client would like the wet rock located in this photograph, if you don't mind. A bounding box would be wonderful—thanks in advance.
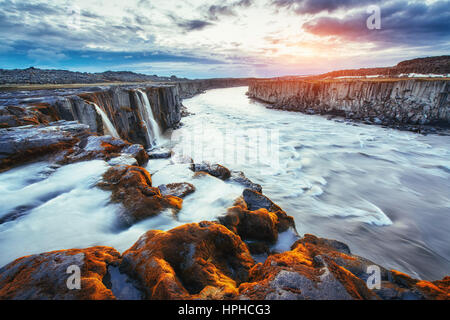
[229,170,262,193]
[220,202,279,243]
[98,165,182,225]
[60,135,128,164]
[219,189,298,254]
[60,136,148,166]
[292,234,391,287]
[220,192,296,255]
[121,144,149,165]
[190,162,231,180]
[0,247,121,300]
[0,120,89,171]
[242,189,295,233]
[148,148,172,159]
[120,221,254,299]
[238,238,378,300]
[158,182,195,198]
[384,270,450,300]
[108,154,138,166]
[0,104,61,129]
[291,235,450,300]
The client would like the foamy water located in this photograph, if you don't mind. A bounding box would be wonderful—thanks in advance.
[0,159,245,267]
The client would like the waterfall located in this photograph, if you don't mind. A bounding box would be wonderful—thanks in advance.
[136,89,162,148]
[92,103,120,138]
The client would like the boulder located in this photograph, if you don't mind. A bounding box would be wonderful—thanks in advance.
[61,135,127,164]
[148,148,172,159]
[98,165,182,225]
[0,247,121,300]
[158,182,195,198]
[107,154,138,166]
[229,170,262,193]
[190,162,231,180]
[219,192,296,255]
[120,221,254,299]
[238,237,378,300]
[60,136,148,166]
[0,120,89,171]
[121,144,149,165]
[382,270,450,300]
[242,189,295,233]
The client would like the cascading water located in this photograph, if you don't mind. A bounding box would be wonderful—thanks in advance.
[136,89,162,148]
[92,103,120,138]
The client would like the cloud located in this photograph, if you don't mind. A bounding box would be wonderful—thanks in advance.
[208,5,236,20]
[207,0,253,20]
[176,19,213,31]
[27,48,68,62]
[271,0,381,15]
[302,0,450,47]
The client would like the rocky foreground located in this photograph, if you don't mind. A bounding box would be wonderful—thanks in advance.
[0,120,449,300]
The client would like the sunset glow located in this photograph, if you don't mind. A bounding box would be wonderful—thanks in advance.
[1,0,449,77]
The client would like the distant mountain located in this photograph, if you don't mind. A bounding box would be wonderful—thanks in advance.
[0,67,188,85]
[279,56,450,80]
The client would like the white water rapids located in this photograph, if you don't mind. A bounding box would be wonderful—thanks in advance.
[0,87,448,281]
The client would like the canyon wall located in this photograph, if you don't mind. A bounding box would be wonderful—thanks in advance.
[62,85,182,147]
[176,78,254,98]
[247,79,449,126]
[0,84,182,149]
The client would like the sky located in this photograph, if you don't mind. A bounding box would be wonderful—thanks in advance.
[0,0,449,78]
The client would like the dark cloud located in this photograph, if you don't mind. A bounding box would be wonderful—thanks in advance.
[208,5,236,20]
[1,0,62,15]
[236,0,253,7]
[81,10,101,19]
[206,0,253,20]
[303,0,450,47]
[272,0,381,14]
[177,19,213,31]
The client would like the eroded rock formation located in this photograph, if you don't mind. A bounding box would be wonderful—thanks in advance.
[0,84,183,149]
[0,246,121,300]
[248,79,449,126]
[98,165,182,225]
[120,221,254,299]
[0,120,90,171]
[219,190,296,255]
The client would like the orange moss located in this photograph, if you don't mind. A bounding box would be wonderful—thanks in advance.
[98,165,182,223]
[0,247,120,300]
[121,221,254,300]
[0,139,79,172]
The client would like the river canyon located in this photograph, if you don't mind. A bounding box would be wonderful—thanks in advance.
[0,80,448,300]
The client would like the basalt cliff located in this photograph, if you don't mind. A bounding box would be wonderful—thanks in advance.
[247,79,449,129]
